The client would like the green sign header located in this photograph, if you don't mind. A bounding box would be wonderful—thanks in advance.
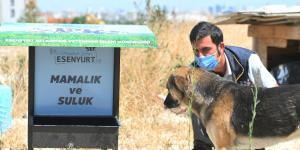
[0,23,157,48]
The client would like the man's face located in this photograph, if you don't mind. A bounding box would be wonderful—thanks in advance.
[192,35,221,57]
[192,35,225,72]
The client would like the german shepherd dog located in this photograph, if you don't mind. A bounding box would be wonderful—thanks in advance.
[164,66,300,150]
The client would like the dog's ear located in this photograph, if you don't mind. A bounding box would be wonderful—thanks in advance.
[168,74,188,92]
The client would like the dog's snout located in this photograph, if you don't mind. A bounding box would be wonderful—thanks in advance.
[164,93,180,109]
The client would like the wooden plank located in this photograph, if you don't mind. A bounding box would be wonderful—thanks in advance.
[262,20,291,25]
[216,11,300,25]
[253,38,268,65]
[261,38,287,48]
[248,25,300,39]
[252,16,286,21]
[274,26,300,39]
[248,25,275,38]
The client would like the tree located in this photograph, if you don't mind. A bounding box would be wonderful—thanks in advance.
[134,0,168,25]
[71,14,104,24]
[18,1,42,23]
[71,16,86,24]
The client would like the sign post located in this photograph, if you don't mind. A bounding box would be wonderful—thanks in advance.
[0,23,157,149]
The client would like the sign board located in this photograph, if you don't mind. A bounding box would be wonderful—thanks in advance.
[13,23,158,150]
[0,23,157,48]
[29,46,121,149]
[33,47,118,116]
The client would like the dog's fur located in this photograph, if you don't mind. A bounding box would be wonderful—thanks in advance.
[164,66,300,150]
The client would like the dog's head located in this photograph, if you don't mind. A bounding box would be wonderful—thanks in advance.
[164,66,219,113]
[164,66,195,110]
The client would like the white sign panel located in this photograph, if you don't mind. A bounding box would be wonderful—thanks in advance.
[34,47,114,116]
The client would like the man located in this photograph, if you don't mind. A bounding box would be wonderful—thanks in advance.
[189,21,278,150]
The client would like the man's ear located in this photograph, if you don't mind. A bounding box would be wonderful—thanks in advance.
[218,42,225,54]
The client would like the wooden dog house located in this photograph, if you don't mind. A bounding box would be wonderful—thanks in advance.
[216,11,300,70]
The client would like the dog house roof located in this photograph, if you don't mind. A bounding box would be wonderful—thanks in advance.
[0,23,157,48]
[215,8,300,25]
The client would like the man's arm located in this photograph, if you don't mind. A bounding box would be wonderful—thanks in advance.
[247,54,278,88]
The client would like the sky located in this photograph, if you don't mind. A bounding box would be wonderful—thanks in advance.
[37,0,300,13]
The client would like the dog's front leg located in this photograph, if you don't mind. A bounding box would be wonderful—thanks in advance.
[206,129,235,150]
[215,147,231,150]
[205,92,237,150]
[205,111,237,150]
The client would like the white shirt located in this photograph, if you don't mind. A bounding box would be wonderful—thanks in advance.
[224,53,277,88]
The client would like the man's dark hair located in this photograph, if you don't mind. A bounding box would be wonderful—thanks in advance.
[189,21,223,46]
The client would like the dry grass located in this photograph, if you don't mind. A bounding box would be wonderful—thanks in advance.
[0,46,28,118]
[0,46,28,149]
[118,21,196,149]
[0,22,299,150]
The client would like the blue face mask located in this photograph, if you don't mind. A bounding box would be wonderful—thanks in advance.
[195,52,219,71]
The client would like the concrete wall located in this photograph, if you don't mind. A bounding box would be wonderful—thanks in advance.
[0,0,26,22]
